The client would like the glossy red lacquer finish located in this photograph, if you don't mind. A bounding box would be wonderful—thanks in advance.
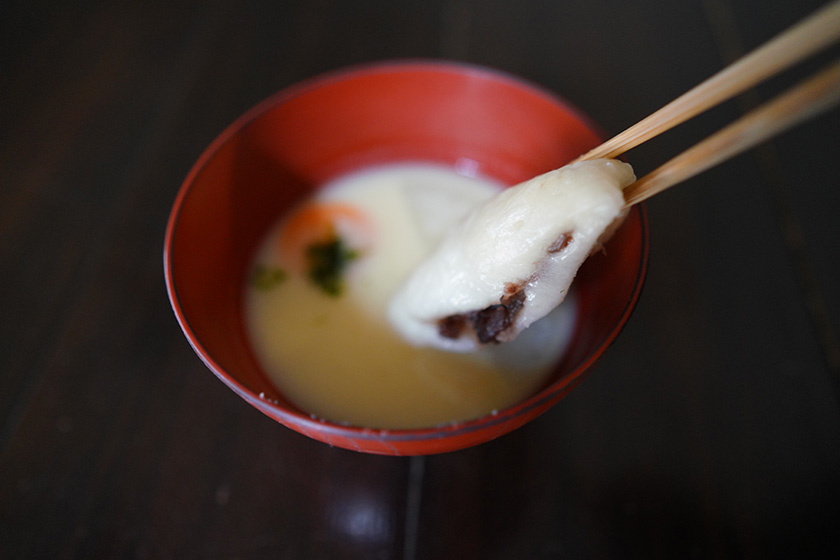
[163,61,648,455]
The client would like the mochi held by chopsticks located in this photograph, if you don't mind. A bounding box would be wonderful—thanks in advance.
[388,158,635,352]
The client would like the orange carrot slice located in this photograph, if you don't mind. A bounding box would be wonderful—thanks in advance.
[277,201,371,272]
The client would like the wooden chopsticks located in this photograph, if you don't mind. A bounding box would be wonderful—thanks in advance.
[624,59,840,205]
[574,0,840,205]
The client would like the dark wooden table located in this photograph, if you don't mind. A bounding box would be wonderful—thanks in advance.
[3,1,839,558]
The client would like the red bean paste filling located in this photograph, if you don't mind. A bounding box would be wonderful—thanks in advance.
[436,231,574,344]
[547,231,573,253]
[438,287,526,344]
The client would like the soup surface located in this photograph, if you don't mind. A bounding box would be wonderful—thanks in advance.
[245,163,576,429]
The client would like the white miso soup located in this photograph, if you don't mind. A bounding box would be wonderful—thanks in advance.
[245,163,576,429]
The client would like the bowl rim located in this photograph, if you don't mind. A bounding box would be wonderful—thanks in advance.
[163,58,649,443]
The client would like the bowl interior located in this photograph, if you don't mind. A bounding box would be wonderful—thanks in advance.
[164,61,647,455]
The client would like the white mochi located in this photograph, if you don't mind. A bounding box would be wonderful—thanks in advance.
[388,159,635,352]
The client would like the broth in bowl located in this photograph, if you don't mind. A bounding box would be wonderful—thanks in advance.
[245,163,576,429]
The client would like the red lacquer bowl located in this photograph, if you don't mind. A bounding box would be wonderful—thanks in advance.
[164,61,648,455]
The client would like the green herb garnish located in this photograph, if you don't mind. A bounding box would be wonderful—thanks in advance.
[306,236,360,296]
[251,264,288,291]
